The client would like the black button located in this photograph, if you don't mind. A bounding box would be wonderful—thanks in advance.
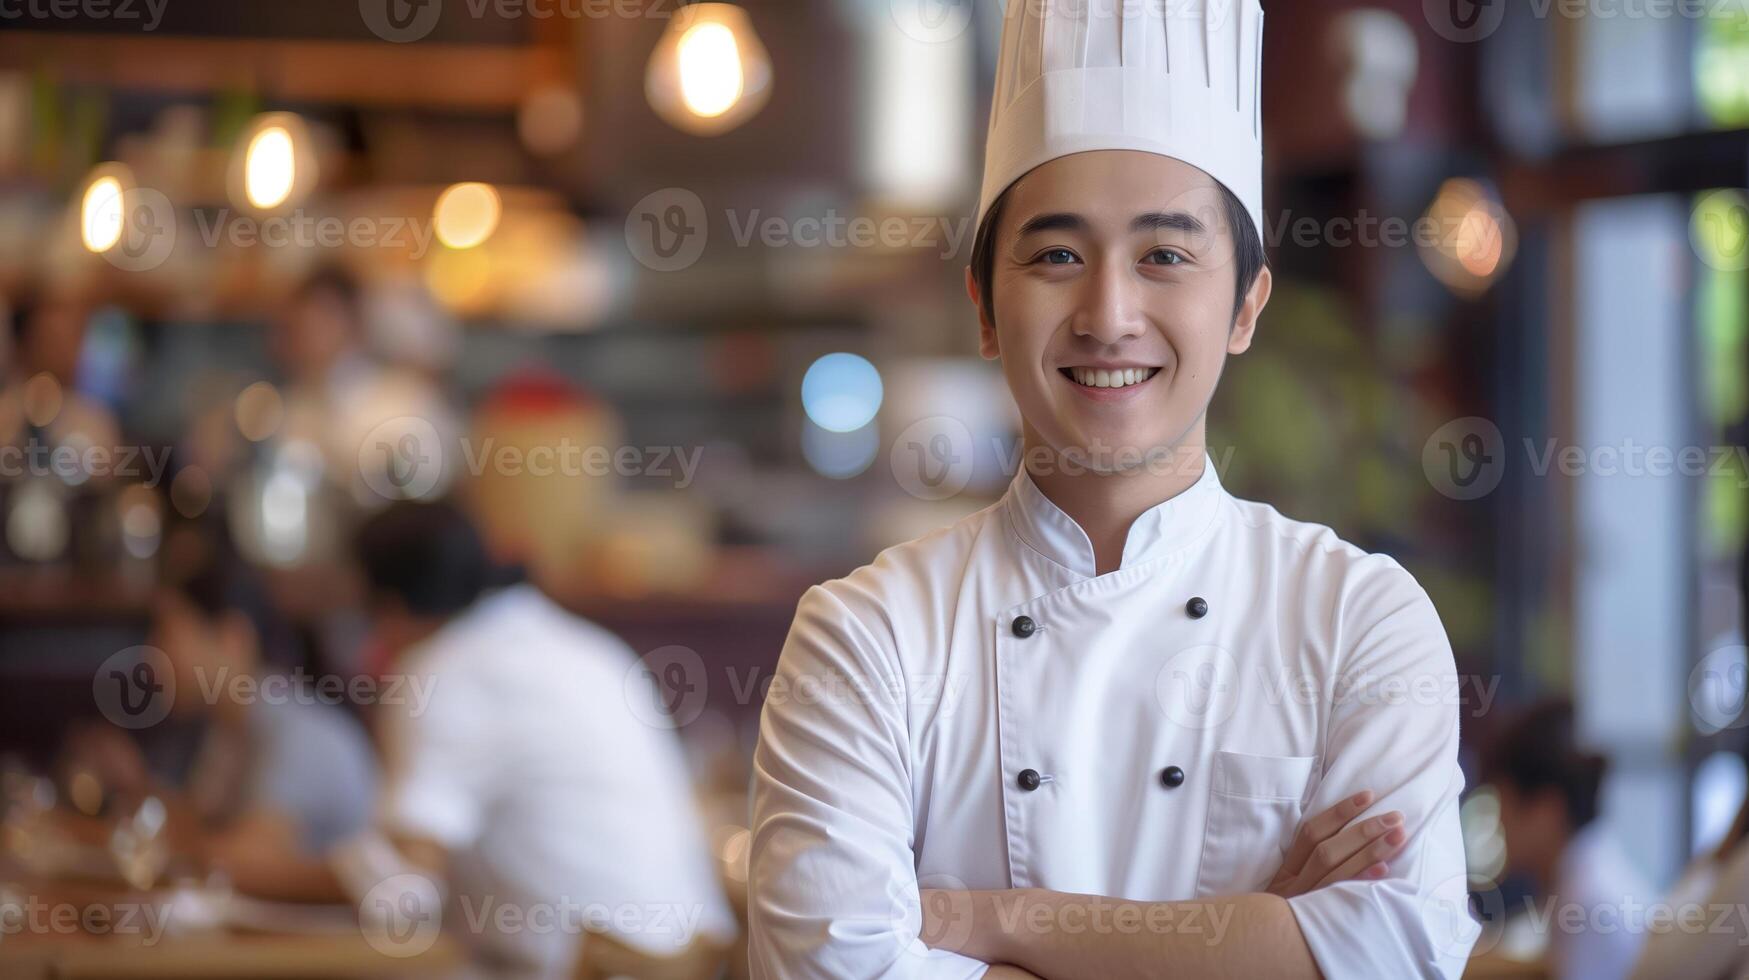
[1011,615,1037,638]
[1185,597,1208,619]
[1018,768,1042,791]
[1160,765,1185,788]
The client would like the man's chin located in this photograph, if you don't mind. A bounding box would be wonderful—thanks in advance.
[1030,432,1193,477]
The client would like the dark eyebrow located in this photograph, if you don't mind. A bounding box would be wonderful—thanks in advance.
[1131,210,1207,236]
[1013,210,1209,237]
[1015,212,1087,236]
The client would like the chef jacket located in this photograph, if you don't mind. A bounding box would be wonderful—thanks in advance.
[749,457,1478,979]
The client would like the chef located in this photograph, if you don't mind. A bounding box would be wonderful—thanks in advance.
[749,0,1478,978]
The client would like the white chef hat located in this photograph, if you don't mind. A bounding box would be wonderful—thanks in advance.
[976,0,1267,241]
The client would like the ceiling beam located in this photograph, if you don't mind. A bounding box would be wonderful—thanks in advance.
[0,32,563,110]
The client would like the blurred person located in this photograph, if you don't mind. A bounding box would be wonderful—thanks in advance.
[216,265,458,569]
[1483,699,1652,980]
[160,556,378,866]
[62,550,376,872]
[1629,783,1749,980]
[269,265,458,503]
[749,0,1472,977]
[225,500,736,978]
[1626,545,1749,980]
[270,265,372,395]
[460,372,622,603]
[0,283,120,455]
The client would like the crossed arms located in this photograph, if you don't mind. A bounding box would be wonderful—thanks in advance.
[747,582,1477,980]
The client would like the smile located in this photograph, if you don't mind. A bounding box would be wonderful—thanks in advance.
[1060,366,1161,390]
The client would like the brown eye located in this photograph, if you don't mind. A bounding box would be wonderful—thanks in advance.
[1143,248,1185,266]
[1037,248,1078,265]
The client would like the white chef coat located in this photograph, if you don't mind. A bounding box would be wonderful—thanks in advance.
[750,457,1478,979]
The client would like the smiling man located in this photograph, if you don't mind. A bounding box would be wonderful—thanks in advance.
[748,1,1477,978]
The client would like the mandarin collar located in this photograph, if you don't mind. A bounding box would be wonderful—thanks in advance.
[1003,453,1227,579]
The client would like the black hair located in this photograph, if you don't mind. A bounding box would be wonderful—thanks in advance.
[353,500,492,618]
[293,264,362,312]
[968,178,1266,329]
[1481,698,1607,831]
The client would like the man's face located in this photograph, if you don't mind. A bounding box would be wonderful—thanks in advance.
[149,592,248,719]
[970,150,1268,471]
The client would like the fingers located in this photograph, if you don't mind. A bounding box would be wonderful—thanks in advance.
[1301,810,1404,886]
[1281,789,1374,876]
[1314,814,1409,889]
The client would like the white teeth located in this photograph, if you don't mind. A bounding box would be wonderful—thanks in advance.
[1068,367,1155,389]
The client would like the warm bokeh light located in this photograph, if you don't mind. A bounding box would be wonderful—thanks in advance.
[1419,177,1517,298]
[678,23,743,118]
[244,125,296,209]
[646,3,772,136]
[118,484,163,560]
[235,381,285,442]
[22,372,63,428]
[230,113,317,212]
[80,171,126,254]
[434,182,503,250]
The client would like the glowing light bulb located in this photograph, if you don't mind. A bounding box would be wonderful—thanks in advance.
[678,23,744,118]
[646,3,772,136]
[81,173,126,253]
[245,126,297,209]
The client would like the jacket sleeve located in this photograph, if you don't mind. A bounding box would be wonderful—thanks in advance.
[1284,559,1480,979]
[749,585,990,980]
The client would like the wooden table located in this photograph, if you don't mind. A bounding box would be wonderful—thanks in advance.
[0,932,462,979]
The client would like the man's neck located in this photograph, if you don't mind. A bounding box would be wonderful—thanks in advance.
[1023,428,1208,575]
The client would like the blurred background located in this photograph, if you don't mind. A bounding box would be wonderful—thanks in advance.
[0,0,1747,977]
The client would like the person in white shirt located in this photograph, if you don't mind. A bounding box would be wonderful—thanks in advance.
[1482,700,1654,980]
[232,501,736,978]
[747,1,1477,978]
[1628,794,1749,980]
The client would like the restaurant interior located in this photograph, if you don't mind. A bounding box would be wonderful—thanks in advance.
[2,0,1749,977]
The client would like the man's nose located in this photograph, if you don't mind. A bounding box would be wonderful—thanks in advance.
[1070,259,1147,345]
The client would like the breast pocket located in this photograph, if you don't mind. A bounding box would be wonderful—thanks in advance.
[1193,751,1317,896]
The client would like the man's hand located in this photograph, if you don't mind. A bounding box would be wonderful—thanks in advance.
[1266,790,1407,899]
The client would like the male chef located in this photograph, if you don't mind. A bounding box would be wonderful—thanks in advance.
[749,0,1478,978]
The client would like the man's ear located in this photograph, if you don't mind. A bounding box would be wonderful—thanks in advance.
[965,267,1000,360]
[1227,264,1272,355]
